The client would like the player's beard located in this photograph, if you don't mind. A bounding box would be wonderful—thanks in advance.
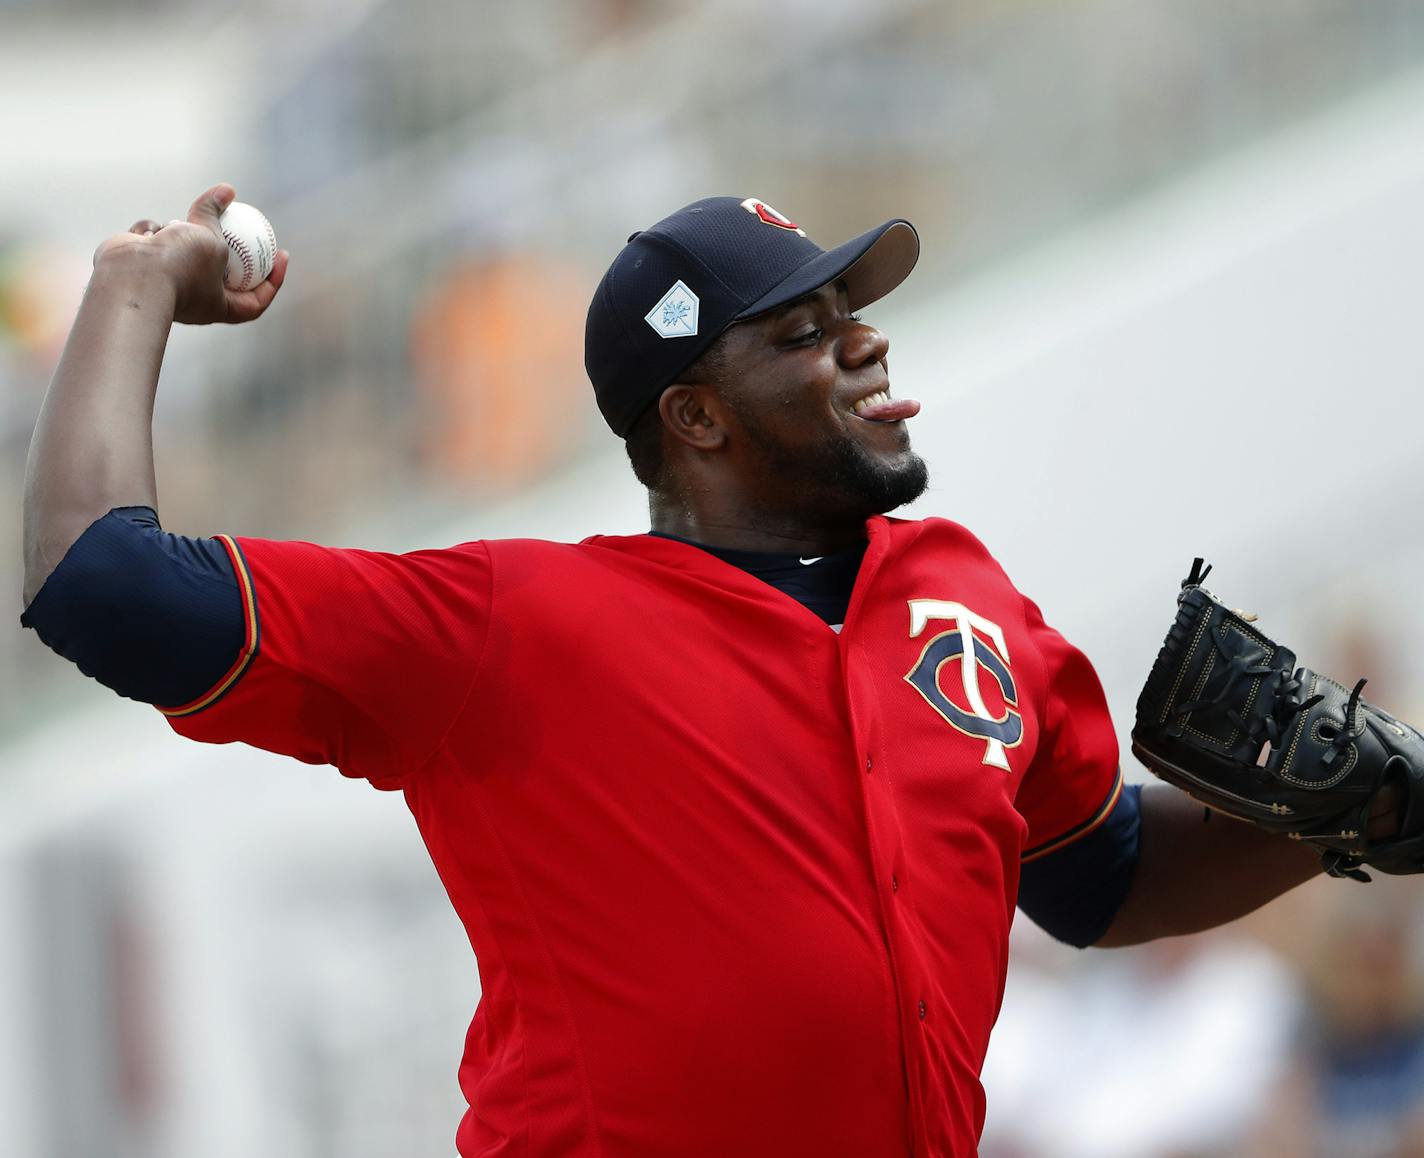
[744,417,929,524]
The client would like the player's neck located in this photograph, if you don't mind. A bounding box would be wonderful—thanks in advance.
[648,493,867,556]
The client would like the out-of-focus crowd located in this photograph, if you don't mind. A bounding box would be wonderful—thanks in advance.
[987,874,1424,1158]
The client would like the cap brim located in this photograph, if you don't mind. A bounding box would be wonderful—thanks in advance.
[733,219,920,322]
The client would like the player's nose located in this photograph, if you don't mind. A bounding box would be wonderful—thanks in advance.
[840,318,890,370]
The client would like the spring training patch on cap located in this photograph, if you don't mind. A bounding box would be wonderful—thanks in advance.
[645,280,700,339]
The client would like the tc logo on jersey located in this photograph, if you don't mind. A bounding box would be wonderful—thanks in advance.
[740,197,807,236]
[904,600,1023,770]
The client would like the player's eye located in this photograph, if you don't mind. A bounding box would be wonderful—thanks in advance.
[786,327,822,346]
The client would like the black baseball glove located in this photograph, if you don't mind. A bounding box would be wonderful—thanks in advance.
[1132,560,1424,881]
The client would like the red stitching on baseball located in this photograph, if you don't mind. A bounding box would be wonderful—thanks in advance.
[222,228,256,285]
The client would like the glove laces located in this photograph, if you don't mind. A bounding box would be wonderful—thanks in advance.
[1170,621,1279,739]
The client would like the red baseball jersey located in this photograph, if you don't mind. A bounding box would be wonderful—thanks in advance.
[162,514,1120,1157]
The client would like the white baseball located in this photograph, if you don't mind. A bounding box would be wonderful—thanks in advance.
[218,201,277,292]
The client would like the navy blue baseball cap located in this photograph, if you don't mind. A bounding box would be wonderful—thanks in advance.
[585,196,919,437]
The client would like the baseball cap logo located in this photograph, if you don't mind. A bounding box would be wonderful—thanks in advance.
[645,279,700,339]
[740,197,806,237]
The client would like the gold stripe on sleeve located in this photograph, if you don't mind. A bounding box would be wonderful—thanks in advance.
[1021,768,1125,863]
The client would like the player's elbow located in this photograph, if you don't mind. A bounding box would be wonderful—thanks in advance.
[22,509,94,611]
[21,571,45,615]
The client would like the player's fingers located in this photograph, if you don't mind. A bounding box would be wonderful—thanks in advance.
[266,248,289,293]
[223,249,288,324]
[93,216,166,264]
[187,182,236,231]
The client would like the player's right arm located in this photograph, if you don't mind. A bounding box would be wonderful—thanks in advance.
[21,183,286,605]
[21,187,493,789]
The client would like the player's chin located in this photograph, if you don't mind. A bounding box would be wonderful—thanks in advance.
[860,452,931,514]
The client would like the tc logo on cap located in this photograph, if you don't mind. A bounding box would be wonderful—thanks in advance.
[645,279,700,339]
[740,197,806,236]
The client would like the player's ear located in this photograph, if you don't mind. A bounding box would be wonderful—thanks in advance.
[659,384,728,452]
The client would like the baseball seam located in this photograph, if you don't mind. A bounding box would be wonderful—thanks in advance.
[222,228,257,290]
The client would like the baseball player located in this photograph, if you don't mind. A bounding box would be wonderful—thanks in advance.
[22,185,1338,1157]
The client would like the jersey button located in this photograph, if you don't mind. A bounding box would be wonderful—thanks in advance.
[891,874,899,893]
[865,755,873,773]
[918,1000,927,1021]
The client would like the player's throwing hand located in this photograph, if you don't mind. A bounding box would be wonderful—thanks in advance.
[90,183,288,326]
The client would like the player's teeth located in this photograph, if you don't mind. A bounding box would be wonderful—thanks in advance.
[853,391,890,415]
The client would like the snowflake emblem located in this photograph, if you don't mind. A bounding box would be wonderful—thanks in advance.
[645,280,700,338]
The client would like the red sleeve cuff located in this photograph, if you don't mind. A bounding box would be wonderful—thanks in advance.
[1022,767,1124,863]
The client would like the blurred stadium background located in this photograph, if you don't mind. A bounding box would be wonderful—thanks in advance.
[4,1,1424,1155]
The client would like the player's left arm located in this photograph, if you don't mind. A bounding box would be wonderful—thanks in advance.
[1018,766,1330,949]
[1095,768,1404,948]
[1091,784,1320,947]
[1014,593,1393,950]
[1099,562,1422,945]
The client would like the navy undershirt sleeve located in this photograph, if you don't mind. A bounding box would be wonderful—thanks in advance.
[1017,782,1143,948]
[20,506,244,708]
